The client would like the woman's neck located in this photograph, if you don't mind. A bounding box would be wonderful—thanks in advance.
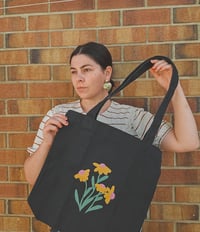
[80,98,111,114]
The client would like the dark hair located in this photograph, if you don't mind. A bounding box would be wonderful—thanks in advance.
[69,41,112,69]
[69,42,114,91]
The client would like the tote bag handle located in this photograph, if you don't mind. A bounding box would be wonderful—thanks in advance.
[87,55,179,145]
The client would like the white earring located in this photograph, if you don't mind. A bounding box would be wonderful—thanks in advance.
[103,80,112,91]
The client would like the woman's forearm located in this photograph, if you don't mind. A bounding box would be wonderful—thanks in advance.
[24,142,52,186]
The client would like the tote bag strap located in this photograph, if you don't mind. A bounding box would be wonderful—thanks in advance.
[87,55,179,145]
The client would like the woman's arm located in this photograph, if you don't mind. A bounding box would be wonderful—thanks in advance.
[24,114,68,185]
[150,59,199,152]
[161,83,199,152]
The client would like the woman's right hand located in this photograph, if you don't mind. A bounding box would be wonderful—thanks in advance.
[43,114,68,146]
[25,114,69,185]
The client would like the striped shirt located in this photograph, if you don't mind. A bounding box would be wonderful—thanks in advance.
[28,100,172,154]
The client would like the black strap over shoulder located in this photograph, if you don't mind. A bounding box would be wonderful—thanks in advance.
[87,56,179,145]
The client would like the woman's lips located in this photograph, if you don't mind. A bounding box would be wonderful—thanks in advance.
[76,86,87,92]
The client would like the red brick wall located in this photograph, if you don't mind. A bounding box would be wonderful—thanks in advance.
[0,0,199,231]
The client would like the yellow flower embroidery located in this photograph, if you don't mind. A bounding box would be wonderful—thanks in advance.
[104,186,115,204]
[74,162,116,213]
[93,162,111,175]
[74,169,90,182]
[95,183,107,194]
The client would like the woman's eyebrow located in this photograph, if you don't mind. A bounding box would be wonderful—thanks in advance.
[70,64,94,70]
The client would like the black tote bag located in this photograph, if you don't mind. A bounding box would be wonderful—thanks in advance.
[28,56,178,232]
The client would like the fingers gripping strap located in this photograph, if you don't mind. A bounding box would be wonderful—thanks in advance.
[87,56,179,145]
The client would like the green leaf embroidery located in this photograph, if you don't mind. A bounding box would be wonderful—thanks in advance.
[73,162,116,214]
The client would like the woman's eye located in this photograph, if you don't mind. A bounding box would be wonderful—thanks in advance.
[71,70,77,74]
[83,68,91,73]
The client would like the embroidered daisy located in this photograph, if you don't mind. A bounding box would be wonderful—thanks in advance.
[93,162,111,175]
[74,169,90,182]
[104,186,115,204]
[95,183,107,194]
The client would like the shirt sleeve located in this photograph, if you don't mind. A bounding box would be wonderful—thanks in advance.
[27,109,54,154]
[130,107,172,148]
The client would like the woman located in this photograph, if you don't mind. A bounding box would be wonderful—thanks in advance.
[24,41,199,186]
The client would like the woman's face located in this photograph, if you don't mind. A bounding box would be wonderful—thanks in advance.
[70,54,112,101]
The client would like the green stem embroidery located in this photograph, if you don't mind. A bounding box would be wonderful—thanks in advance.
[74,163,116,213]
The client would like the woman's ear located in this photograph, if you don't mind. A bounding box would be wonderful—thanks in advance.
[105,66,112,81]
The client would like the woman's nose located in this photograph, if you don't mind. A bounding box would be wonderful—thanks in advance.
[76,72,85,81]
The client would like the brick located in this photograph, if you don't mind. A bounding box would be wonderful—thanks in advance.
[51,30,96,47]
[0,200,5,214]
[177,223,200,232]
[29,116,43,131]
[150,204,199,220]
[0,17,26,32]
[194,115,200,130]
[8,200,32,215]
[150,97,198,114]
[150,98,173,114]
[149,25,197,42]
[112,62,141,79]
[7,99,52,115]
[98,0,144,9]
[30,48,71,64]
[33,217,50,232]
[180,79,200,96]
[9,133,35,148]
[50,0,94,12]
[176,187,200,203]
[175,60,198,77]
[183,97,198,113]
[0,1,3,15]
[161,151,175,167]
[0,134,6,148]
[53,65,71,81]
[8,65,51,81]
[0,50,27,64]
[29,14,72,30]
[29,82,73,98]
[152,186,173,202]
[124,9,170,26]
[124,44,171,61]
[0,117,27,131]
[0,216,30,232]
[148,0,195,6]
[0,100,5,114]
[176,151,200,166]
[174,6,200,23]
[9,167,26,182]
[0,67,5,81]
[0,167,8,181]
[124,79,165,97]
[108,46,121,62]
[6,0,48,14]
[0,150,27,165]
[0,34,3,48]
[142,221,174,232]
[0,83,26,99]
[7,32,49,48]
[0,184,27,198]
[176,43,200,59]
[74,11,119,28]
[99,27,146,44]
[159,169,200,185]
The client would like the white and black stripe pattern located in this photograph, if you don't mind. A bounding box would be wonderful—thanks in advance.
[27,100,172,154]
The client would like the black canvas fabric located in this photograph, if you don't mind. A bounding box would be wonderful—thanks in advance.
[28,56,179,232]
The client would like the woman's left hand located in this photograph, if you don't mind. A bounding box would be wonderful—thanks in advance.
[150,59,173,91]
